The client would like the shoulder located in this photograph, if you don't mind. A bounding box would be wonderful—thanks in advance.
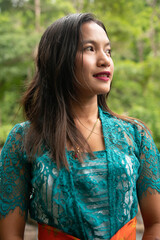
[100,108,137,129]
[100,108,151,143]
[6,121,30,140]
[10,121,30,133]
[1,121,30,156]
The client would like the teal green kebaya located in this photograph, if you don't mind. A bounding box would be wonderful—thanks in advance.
[0,107,160,239]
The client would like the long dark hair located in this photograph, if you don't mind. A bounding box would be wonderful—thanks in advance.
[22,13,150,169]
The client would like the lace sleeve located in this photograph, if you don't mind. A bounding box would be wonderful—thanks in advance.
[136,123,160,198]
[0,123,31,219]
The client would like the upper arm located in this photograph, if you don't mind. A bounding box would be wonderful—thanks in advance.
[136,124,160,235]
[139,191,160,228]
[0,123,31,239]
[136,124,160,198]
[0,208,26,240]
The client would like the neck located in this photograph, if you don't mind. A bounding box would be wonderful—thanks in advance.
[71,96,99,121]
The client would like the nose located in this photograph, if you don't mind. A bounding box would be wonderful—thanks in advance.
[97,51,110,67]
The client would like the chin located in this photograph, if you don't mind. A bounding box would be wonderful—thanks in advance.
[98,88,110,95]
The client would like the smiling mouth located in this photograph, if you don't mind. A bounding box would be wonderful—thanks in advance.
[94,71,110,77]
[95,74,109,77]
[93,72,111,81]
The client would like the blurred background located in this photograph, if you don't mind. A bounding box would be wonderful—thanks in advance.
[0,1,159,238]
[0,0,160,150]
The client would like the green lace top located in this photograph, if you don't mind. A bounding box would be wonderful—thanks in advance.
[0,107,160,239]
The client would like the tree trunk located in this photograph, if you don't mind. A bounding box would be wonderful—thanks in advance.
[35,0,41,32]
[73,0,84,11]
[148,0,158,57]
[137,40,144,62]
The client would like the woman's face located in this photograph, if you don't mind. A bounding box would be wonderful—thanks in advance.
[74,21,114,99]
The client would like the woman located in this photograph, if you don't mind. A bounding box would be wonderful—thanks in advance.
[0,13,160,240]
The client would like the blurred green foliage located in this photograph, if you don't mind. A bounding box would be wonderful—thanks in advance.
[0,0,160,149]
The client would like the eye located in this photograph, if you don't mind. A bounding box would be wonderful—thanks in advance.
[105,49,112,57]
[84,46,94,52]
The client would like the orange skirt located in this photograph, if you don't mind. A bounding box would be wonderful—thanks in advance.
[111,217,137,240]
[38,217,137,240]
[38,224,80,240]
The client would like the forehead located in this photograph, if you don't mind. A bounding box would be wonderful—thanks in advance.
[79,21,109,44]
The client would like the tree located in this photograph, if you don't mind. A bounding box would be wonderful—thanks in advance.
[0,0,159,150]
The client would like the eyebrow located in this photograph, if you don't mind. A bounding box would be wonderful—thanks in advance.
[81,40,111,47]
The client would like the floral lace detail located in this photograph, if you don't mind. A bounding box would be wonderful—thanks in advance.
[135,124,160,197]
[0,123,31,219]
[0,107,160,239]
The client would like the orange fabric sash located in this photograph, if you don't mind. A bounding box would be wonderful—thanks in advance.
[38,217,137,240]
[111,217,137,240]
[38,223,80,240]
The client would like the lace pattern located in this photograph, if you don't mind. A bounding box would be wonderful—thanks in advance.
[0,107,160,239]
[0,123,31,219]
[136,125,160,197]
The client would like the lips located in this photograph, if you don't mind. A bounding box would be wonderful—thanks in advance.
[93,71,111,81]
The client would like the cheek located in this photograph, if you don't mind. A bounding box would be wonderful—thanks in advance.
[82,58,94,73]
[75,60,82,78]
[110,60,114,74]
